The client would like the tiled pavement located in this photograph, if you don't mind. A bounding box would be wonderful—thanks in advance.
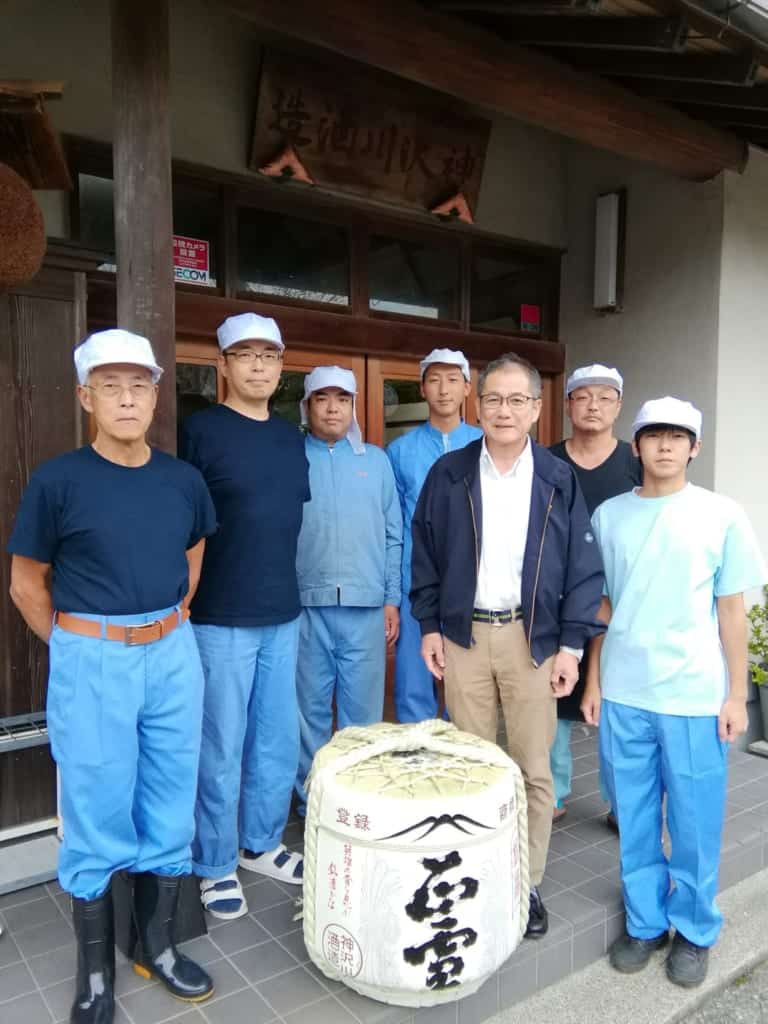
[2,726,768,1024]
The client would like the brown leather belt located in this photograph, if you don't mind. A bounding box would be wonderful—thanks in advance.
[54,608,189,646]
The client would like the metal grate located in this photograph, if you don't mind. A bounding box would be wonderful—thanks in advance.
[0,712,49,753]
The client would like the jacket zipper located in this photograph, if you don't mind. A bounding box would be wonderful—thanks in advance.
[465,479,481,647]
[465,479,480,579]
[527,486,555,666]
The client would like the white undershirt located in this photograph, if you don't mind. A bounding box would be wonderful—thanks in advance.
[474,437,533,610]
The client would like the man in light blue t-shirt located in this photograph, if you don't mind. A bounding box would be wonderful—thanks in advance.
[582,396,766,989]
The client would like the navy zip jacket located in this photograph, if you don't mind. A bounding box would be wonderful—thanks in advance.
[410,438,605,665]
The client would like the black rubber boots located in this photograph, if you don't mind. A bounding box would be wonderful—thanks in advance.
[70,890,115,1024]
[132,873,213,1002]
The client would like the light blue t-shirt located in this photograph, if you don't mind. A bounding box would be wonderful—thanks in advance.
[591,484,767,716]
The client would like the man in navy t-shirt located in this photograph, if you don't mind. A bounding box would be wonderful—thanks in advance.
[179,312,310,921]
[549,364,641,830]
[8,329,218,1024]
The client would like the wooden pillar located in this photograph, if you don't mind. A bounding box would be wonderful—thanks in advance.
[112,0,176,452]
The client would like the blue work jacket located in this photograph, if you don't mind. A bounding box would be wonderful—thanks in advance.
[297,435,403,608]
[387,420,483,594]
[410,438,605,665]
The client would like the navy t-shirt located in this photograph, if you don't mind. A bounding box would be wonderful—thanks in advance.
[7,446,217,615]
[548,439,642,517]
[549,437,642,721]
[179,405,310,626]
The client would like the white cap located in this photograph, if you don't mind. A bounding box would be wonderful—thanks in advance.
[566,363,623,396]
[300,365,364,454]
[420,348,471,381]
[74,329,163,385]
[216,312,284,352]
[632,397,702,441]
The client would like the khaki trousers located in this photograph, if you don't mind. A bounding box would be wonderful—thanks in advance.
[443,620,556,886]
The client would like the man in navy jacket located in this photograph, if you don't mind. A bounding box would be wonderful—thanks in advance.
[411,353,604,938]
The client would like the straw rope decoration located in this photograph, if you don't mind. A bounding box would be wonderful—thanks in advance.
[303,720,530,987]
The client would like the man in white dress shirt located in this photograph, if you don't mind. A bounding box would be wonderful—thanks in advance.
[410,353,604,938]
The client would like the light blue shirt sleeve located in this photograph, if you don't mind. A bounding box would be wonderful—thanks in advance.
[590,506,610,598]
[382,455,404,606]
[714,504,768,597]
[386,440,407,521]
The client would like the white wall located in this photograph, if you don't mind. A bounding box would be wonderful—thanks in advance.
[559,140,724,486]
[475,118,566,248]
[715,147,768,559]
[3,0,567,248]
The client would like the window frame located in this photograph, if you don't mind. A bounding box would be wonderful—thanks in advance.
[65,135,563,343]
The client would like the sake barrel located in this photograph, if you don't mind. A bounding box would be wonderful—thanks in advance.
[303,720,529,1008]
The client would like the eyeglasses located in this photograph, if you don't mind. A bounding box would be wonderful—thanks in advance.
[85,382,155,399]
[479,393,538,412]
[225,349,282,364]
[569,394,618,407]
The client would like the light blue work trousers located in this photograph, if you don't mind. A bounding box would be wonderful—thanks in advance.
[48,606,204,900]
[394,592,441,723]
[550,719,611,807]
[599,699,728,947]
[191,618,300,878]
[295,606,385,802]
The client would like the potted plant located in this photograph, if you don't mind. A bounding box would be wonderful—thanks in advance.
[747,585,768,740]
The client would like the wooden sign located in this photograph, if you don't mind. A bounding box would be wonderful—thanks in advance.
[251,51,490,214]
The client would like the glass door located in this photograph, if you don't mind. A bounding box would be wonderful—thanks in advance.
[175,341,224,449]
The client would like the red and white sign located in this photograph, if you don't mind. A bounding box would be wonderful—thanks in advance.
[520,303,541,333]
[173,235,211,286]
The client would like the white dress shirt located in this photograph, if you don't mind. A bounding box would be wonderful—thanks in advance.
[474,437,533,611]
[473,437,582,661]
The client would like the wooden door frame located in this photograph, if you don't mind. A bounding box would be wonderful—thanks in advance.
[365,356,564,448]
[175,337,368,436]
[367,354,480,449]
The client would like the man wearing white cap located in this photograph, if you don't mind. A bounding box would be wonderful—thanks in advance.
[411,352,605,939]
[179,312,310,919]
[386,348,482,722]
[549,364,641,827]
[294,366,402,808]
[583,397,766,987]
[8,329,217,1022]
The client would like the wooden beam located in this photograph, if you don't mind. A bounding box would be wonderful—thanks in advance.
[678,105,768,129]
[87,279,568,374]
[0,80,66,100]
[543,50,760,85]
[432,1,599,11]
[641,0,768,69]
[225,0,746,180]
[112,0,176,453]
[617,79,768,110]
[476,15,689,52]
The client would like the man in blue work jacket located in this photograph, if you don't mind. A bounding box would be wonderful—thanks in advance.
[8,329,217,1024]
[411,352,604,940]
[295,365,403,810]
[386,348,482,723]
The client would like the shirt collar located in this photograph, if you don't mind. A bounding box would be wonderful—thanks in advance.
[306,433,351,452]
[480,435,532,479]
[423,419,467,441]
